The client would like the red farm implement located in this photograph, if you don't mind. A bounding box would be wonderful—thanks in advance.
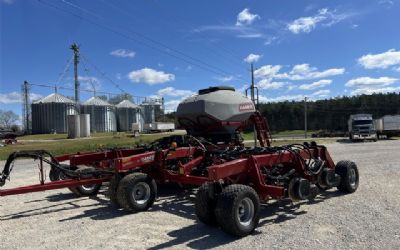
[0,86,359,236]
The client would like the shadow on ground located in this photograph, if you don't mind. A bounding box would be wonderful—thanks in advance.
[0,184,345,249]
[336,137,397,144]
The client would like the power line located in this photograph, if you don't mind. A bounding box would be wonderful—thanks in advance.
[56,55,73,85]
[40,0,240,78]
[101,0,246,74]
[80,54,126,93]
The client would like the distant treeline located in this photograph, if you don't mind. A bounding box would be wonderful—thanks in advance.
[259,93,400,132]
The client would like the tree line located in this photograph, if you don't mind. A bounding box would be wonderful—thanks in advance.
[258,93,400,132]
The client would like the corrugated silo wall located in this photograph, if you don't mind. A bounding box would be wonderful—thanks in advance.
[142,104,162,123]
[32,103,77,134]
[116,108,138,131]
[81,105,116,132]
[154,105,163,121]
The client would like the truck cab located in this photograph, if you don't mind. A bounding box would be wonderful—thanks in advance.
[348,114,377,142]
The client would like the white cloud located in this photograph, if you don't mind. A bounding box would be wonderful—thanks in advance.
[255,63,344,81]
[396,66,400,72]
[311,89,330,97]
[128,68,175,85]
[0,92,43,104]
[1,0,15,4]
[157,87,195,97]
[237,33,263,38]
[262,94,305,103]
[244,53,262,63]
[110,49,136,58]
[164,99,182,113]
[194,24,262,39]
[345,76,398,87]
[283,64,344,80]
[264,36,278,45]
[214,75,237,82]
[254,65,282,78]
[78,76,101,91]
[287,8,350,34]
[351,24,359,29]
[237,84,249,94]
[236,8,260,26]
[259,90,331,103]
[379,0,395,8]
[299,79,332,90]
[350,86,400,96]
[257,80,286,90]
[358,49,400,69]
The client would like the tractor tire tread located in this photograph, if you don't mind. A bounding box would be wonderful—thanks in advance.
[214,184,260,237]
[117,172,157,212]
[195,183,217,226]
[335,160,359,193]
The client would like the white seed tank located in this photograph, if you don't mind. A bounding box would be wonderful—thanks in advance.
[176,86,255,141]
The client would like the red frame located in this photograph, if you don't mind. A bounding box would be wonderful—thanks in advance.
[0,144,335,201]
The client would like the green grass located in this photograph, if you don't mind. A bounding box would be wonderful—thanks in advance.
[243,138,337,147]
[0,133,182,161]
[1,130,333,161]
[242,130,318,140]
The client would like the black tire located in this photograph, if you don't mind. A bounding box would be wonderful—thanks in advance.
[49,167,64,182]
[107,174,121,205]
[117,173,157,212]
[195,183,217,226]
[214,184,260,237]
[69,184,102,196]
[335,161,359,193]
[49,164,71,181]
[68,166,102,196]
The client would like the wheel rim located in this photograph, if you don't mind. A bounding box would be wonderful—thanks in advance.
[348,168,357,188]
[131,182,151,205]
[236,197,254,227]
[81,184,97,191]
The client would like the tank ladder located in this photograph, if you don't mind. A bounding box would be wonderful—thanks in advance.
[251,112,272,147]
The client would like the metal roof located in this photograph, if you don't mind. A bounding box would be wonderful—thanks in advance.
[116,100,140,109]
[34,93,75,104]
[83,97,112,106]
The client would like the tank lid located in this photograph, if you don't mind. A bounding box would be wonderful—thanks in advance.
[34,93,75,104]
[198,86,235,95]
[83,97,112,106]
[116,100,140,109]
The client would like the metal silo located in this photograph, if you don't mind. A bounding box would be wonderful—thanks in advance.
[81,97,116,132]
[31,93,78,134]
[116,100,140,131]
[141,98,163,123]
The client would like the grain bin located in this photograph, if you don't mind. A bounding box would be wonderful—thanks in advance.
[116,100,140,131]
[67,114,80,139]
[141,98,163,123]
[80,113,91,137]
[81,97,116,132]
[31,93,78,134]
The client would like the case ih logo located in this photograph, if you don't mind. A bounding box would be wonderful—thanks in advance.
[239,102,255,112]
[140,155,155,163]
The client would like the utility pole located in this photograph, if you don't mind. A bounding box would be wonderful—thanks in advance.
[22,81,30,133]
[250,63,257,147]
[304,97,308,139]
[70,43,80,104]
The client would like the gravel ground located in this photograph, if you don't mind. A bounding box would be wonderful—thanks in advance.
[1,140,399,250]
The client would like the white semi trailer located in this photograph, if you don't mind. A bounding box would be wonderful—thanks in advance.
[374,115,400,138]
[143,122,175,133]
[348,114,377,142]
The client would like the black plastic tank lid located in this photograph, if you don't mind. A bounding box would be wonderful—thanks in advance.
[198,86,235,95]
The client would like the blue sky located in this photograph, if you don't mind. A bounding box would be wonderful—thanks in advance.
[1,0,400,116]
